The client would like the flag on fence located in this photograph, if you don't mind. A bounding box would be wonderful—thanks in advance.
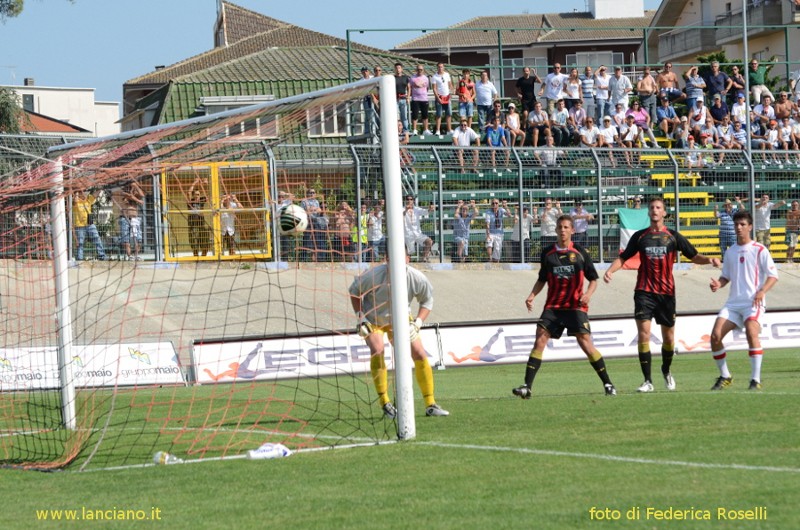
[617,207,650,270]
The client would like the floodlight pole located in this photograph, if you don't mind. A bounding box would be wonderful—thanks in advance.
[50,157,77,430]
[379,75,416,441]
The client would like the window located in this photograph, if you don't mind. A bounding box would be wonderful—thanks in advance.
[22,94,34,112]
[200,96,279,139]
[496,57,549,81]
[307,101,365,138]
[564,52,624,69]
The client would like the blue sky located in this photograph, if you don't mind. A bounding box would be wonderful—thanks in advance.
[0,0,661,105]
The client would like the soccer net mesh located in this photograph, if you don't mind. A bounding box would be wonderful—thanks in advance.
[0,79,404,470]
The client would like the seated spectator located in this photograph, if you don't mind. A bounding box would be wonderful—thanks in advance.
[792,118,800,159]
[534,135,565,188]
[485,116,509,166]
[699,133,719,167]
[753,95,776,126]
[731,119,748,148]
[612,102,627,131]
[656,96,680,139]
[731,92,749,124]
[452,118,480,168]
[568,99,588,143]
[698,118,720,145]
[619,114,640,167]
[774,91,797,120]
[598,116,619,167]
[684,135,706,175]
[674,116,691,149]
[527,100,550,147]
[708,94,729,125]
[689,98,708,137]
[505,103,526,147]
[717,115,741,151]
[764,119,781,164]
[748,59,774,106]
[777,117,796,164]
[748,119,771,162]
[549,99,572,147]
[625,100,658,148]
[578,117,601,148]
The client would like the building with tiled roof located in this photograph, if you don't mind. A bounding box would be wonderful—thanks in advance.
[122,1,413,132]
[20,110,93,137]
[392,0,654,97]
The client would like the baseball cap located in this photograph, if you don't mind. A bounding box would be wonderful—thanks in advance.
[508,103,516,108]
[360,66,369,72]
[603,115,611,121]
[737,92,745,98]
[680,116,688,121]
[713,94,721,100]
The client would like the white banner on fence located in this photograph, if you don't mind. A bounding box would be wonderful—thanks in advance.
[193,311,800,383]
[0,342,183,391]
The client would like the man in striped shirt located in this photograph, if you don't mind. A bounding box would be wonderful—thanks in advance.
[512,215,616,398]
[708,210,778,391]
[604,198,720,393]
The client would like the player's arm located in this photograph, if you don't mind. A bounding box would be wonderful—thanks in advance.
[525,280,546,312]
[690,252,720,268]
[709,275,729,292]
[580,279,598,306]
[754,275,778,305]
[603,257,624,283]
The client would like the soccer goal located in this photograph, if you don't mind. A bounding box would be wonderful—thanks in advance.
[0,76,418,471]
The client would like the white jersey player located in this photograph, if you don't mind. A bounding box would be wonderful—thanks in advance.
[708,210,778,391]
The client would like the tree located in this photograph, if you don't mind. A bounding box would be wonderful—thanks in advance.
[0,0,23,20]
[0,87,23,134]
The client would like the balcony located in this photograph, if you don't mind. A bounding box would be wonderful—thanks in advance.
[657,27,717,63]
[715,0,784,45]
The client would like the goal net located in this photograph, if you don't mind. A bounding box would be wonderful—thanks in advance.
[0,77,413,470]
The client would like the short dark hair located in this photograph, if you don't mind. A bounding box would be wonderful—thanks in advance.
[733,210,753,225]
[556,214,574,226]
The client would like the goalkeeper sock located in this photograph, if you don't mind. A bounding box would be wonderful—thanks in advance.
[524,349,544,388]
[370,354,390,406]
[661,342,675,375]
[638,342,652,382]
[588,351,612,386]
[414,358,436,407]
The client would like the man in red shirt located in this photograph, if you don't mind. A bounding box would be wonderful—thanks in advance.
[512,215,617,398]
[604,198,720,392]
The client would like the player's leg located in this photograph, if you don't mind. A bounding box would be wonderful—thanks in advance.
[575,330,615,395]
[410,337,448,416]
[656,296,678,390]
[513,318,554,398]
[743,317,764,390]
[709,312,739,389]
[365,331,393,415]
[633,292,655,392]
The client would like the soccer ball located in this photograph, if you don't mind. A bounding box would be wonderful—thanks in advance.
[279,204,308,235]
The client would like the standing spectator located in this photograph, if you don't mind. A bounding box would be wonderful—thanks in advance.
[580,66,596,123]
[549,99,571,147]
[609,66,633,111]
[393,63,411,133]
[728,65,746,106]
[539,63,568,115]
[528,100,551,147]
[747,59,774,105]
[656,62,686,103]
[506,103,526,147]
[538,197,562,250]
[786,200,800,263]
[746,194,787,249]
[604,198,720,393]
[452,117,480,168]
[188,177,211,257]
[72,188,107,261]
[456,69,476,128]
[510,205,538,263]
[515,66,542,125]
[730,92,749,124]
[453,200,479,263]
[562,67,583,110]
[484,199,512,263]
[220,193,239,256]
[300,188,329,262]
[569,199,594,247]
[708,94,729,125]
[351,203,370,262]
[708,210,778,391]
[367,201,385,262]
[703,61,732,102]
[403,195,435,262]
[475,71,498,132]
[683,66,706,110]
[594,65,611,122]
[626,100,658,148]
[409,64,430,135]
[512,215,617,399]
[119,181,145,261]
[431,62,453,135]
[636,65,659,127]
[656,96,680,139]
[534,135,565,188]
[714,198,739,258]
[333,201,355,261]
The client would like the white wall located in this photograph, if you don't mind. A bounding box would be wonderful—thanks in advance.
[589,0,644,19]
[1,84,120,137]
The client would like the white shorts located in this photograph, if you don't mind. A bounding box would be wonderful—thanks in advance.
[486,233,503,260]
[405,233,430,254]
[718,303,764,330]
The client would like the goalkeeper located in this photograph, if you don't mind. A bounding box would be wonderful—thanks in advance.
[348,247,449,419]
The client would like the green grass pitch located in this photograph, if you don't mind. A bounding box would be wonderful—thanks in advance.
[1,349,798,529]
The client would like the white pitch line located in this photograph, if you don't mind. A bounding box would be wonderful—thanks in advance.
[418,441,800,474]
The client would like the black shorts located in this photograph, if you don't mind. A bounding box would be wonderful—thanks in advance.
[521,98,537,113]
[411,101,429,120]
[634,291,676,327]
[538,309,591,339]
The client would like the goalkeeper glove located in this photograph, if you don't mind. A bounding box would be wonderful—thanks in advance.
[356,313,371,338]
[409,317,423,341]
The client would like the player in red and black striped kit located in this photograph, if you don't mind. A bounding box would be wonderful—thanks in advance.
[604,198,720,393]
[512,215,616,398]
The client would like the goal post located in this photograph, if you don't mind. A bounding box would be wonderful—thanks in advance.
[0,76,419,470]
